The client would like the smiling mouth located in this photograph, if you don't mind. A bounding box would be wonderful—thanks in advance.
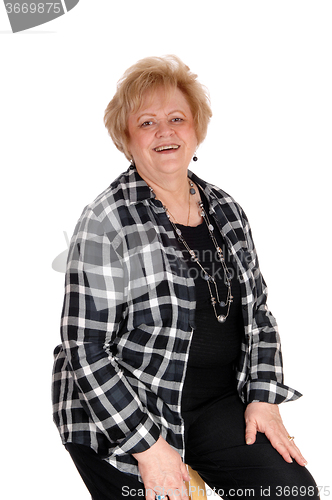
[154,145,180,152]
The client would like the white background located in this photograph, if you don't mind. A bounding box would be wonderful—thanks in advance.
[1,1,331,498]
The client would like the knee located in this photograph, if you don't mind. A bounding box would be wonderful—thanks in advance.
[269,463,319,499]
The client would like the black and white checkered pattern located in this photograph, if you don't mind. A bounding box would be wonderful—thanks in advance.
[52,165,301,479]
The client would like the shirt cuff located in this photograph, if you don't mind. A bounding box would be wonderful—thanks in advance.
[112,413,161,456]
[245,379,303,404]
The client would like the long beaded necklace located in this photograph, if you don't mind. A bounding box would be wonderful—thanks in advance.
[165,180,233,323]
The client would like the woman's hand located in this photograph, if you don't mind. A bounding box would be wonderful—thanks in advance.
[133,436,190,500]
[244,402,307,466]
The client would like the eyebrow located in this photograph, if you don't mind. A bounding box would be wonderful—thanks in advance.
[136,109,187,123]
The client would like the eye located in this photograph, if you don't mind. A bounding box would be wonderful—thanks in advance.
[140,120,154,127]
[171,117,183,123]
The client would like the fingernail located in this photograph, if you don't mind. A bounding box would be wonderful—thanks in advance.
[246,438,253,445]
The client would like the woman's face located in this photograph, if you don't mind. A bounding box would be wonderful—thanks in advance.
[127,86,198,185]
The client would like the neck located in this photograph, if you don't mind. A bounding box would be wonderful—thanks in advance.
[137,167,202,226]
[138,168,190,206]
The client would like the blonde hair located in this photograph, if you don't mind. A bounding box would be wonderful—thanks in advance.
[104,55,212,161]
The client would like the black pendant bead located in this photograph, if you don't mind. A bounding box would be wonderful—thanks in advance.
[190,188,196,195]
[193,155,198,161]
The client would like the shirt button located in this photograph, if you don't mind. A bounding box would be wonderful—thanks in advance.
[152,199,163,208]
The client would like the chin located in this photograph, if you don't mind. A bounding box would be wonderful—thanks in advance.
[157,156,190,170]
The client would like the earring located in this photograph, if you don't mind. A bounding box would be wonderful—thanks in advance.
[193,153,198,162]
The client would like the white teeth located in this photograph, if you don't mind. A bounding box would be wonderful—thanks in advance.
[154,145,179,152]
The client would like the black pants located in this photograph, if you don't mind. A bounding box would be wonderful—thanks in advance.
[65,394,318,500]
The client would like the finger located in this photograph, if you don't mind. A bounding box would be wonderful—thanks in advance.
[271,438,294,463]
[181,463,191,482]
[182,482,190,499]
[178,482,189,500]
[153,477,189,500]
[276,432,307,466]
[286,437,308,466]
[170,471,190,500]
[264,428,307,466]
[145,486,157,500]
[245,419,257,445]
[166,483,189,500]
[264,424,294,463]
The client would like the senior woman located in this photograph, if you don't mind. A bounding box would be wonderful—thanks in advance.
[52,56,318,500]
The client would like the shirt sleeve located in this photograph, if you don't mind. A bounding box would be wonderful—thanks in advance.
[239,209,302,405]
[60,205,160,455]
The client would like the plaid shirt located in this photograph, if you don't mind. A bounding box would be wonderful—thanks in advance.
[52,165,301,479]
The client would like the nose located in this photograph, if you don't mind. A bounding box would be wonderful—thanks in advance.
[156,120,174,137]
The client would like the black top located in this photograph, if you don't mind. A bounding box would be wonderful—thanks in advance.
[179,192,244,413]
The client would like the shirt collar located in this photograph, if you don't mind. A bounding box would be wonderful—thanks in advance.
[126,165,155,205]
[127,165,217,206]
[188,169,219,206]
